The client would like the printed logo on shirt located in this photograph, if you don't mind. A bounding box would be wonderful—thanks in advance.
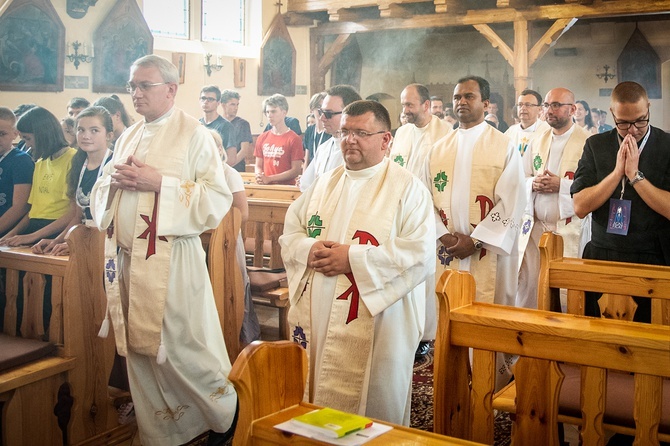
[433,170,449,192]
[39,173,54,193]
[262,143,286,160]
[307,213,324,238]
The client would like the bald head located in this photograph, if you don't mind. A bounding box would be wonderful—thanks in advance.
[544,88,576,135]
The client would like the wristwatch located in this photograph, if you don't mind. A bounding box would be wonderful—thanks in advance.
[471,237,483,250]
[629,170,645,186]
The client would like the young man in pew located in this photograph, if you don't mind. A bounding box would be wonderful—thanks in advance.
[571,81,670,323]
[280,100,436,426]
[90,55,237,446]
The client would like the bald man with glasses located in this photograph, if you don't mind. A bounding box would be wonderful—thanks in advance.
[571,81,670,323]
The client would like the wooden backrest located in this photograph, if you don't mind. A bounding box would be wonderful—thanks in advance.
[229,341,307,446]
[244,199,291,269]
[538,232,670,325]
[434,269,670,446]
[203,207,245,362]
[244,183,301,201]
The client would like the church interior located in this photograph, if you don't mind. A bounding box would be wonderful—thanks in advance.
[0,0,669,445]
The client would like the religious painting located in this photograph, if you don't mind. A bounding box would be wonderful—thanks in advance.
[234,58,246,88]
[172,52,186,84]
[0,0,65,92]
[617,27,661,99]
[331,37,362,91]
[92,0,153,93]
[258,13,296,96]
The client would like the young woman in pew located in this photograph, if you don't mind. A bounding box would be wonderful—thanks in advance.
[0,107,77,246]
[32,106,114,256]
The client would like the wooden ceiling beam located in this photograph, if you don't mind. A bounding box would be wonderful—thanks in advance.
[473,24,514,66]
[309,1,670,36]
[528,17,577,66]
[317,33,353,76]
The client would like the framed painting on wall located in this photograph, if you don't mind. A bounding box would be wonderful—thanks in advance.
[234,59,246,88]
[0,0,65,92]
[258,13,295,97]
[172,53,186,84]
[92,0,153,93]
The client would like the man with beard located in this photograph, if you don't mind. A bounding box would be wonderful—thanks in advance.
[572,81,670,323]
[516,88,590,310]
[505,89,550,157]
[426,76,525,389]
[389,83,451,358]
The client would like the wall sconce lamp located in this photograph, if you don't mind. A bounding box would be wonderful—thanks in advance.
[204,53,223,77]
[66,41,93,70]
[595,65,616,83]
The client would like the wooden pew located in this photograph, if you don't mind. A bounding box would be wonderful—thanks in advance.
[244,199,292,339]
[0,225,133,446]
[201,207,245,363]
[244,183,301,201]
[229,340,484,446]
[433,269,670,445]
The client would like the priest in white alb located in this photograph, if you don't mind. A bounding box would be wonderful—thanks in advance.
[426,76,525,390]
[504,89,550,157]
[517,88,589,310]
[91,55,237,446]
[281,100,436,426]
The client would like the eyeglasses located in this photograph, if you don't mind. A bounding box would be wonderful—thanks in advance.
[199,96,218,103]
[126,82,169,94]
[541,102,573,110]
[516,103,540,109]
[317,109,343,119]
[338,129,386,139]
[611,112,650,130]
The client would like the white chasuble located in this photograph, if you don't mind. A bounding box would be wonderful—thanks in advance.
[505,120,550,157]
[428,122,525,305]
[281,158,435,425]
[91,108,236,446]
[391,115,452,176]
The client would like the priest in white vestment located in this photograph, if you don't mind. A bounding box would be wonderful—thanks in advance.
[91,55,237,446]
[504,89,550,157]
[300,85,361,191]
[389,83,452,353]
[281,100,436,426]
[517,88,589,310]
[426,76,525,390]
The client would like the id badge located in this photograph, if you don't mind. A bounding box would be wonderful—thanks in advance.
[606,198,631,235]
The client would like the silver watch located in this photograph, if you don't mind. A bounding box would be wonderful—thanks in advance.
[629,170,645,186]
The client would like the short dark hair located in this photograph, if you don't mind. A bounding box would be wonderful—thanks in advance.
[326,85,362,107]
[611,81,648,105]
[430,95,444,103]
[0,107,16,124]
[404,84,430,104]
[13,103,36,118]
[220,89,241,104]
[200,85,222,101]
[519,89,542,106]
[16,106,69,159]
[456,76,490,101]
[67,97,90,109]
[342,100,392,131]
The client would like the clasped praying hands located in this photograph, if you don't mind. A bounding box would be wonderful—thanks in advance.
[111,155,163,193]
[308,240,352,276]
[533,169,561,194]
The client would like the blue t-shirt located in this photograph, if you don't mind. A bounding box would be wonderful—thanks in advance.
[0,148,35,217]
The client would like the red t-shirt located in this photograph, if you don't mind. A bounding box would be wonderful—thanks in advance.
[254,130,304,185]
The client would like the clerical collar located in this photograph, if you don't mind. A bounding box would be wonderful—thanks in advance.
[345,157,386,180]
[145,107,174,128]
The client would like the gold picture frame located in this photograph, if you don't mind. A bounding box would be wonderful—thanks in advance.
[234,58,246,88]
[172,52,186,84]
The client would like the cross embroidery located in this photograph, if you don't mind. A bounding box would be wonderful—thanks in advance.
[137,192,168,259]
[336,230,379,324]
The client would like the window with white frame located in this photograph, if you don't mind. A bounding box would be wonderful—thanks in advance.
[143,0,190,39]
[202,0,245,44]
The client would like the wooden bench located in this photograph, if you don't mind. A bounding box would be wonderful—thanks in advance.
[228,340,484,446]
[0,225,133,446]
[433,269,670,445]
[244,183,301,202]
[200,207,245,362]
[244,199,292,340]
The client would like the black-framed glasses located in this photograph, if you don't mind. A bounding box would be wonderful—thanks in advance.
[317,109,342,119]
[338,129,386,139]
[516,103,540,109]
[541,102,573,110]
[611,111,650,130]
[199,96,218,103]
[126,82,169,94]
